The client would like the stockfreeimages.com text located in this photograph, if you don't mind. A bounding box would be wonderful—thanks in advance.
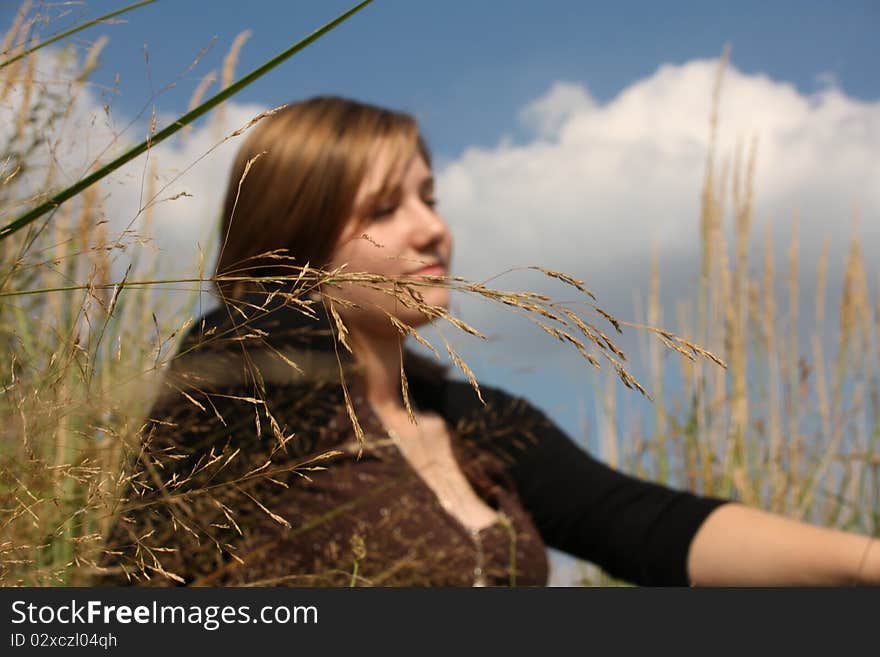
[11,600,317,631]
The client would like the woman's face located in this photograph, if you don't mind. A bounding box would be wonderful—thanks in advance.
[321,148,454,339]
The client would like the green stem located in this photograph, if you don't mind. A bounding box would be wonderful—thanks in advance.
[0,0,375,242]
[0,0,158,70]
[0,268,413,298]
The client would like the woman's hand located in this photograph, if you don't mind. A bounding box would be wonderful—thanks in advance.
[686,503,880,586]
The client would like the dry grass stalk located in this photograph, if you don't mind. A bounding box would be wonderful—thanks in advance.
[785,212,801,482]
[213,30,251,135]
[602,49,880,565]
[601,368,619,469]
[761,219,785,511]
[728,136,756,484]
[646,249,670,481]
[0,0,33,102]
[181,71,218,143]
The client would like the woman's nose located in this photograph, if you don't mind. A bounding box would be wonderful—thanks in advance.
[411,200,448,245]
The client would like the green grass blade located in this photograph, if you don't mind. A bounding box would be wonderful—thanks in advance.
[0,0,158,70]
[0,0,375,242]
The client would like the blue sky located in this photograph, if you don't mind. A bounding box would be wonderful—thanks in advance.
[5,0,877,163]
[3,1,879,584]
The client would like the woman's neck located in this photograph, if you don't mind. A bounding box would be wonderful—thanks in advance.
[349,326,408,414]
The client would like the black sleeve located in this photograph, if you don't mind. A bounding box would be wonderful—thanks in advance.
[472,384,731,586]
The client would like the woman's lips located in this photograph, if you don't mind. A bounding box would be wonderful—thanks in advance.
[408,264,446,276]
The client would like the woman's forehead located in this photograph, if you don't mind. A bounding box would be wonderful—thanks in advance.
[355,148,430,203]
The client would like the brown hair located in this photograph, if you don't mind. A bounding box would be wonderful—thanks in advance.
[214,95,431,301]
[211,96,449,384]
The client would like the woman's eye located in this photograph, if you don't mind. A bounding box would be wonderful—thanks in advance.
[424,197,438,209]
[371,205,398,220]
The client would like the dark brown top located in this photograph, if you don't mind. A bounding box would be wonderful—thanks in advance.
[97,295,728,587]
[208,381,549,587]
[99,372,548,587]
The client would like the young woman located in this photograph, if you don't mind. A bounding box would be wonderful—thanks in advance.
[100,96,879,586]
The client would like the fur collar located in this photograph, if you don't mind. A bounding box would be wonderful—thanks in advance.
[156,292,450,406]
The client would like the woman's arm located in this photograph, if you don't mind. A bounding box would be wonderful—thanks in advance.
[687,503,880,586]
[453,382,879,586]
[451,382,729,585]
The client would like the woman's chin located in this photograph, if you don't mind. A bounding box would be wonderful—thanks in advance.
[406,291,450,325]
[424,287,451,311]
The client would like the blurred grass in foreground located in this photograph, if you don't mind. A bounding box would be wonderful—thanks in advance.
[3,8,873,587]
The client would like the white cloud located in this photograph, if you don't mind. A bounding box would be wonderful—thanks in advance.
[1,49,266,321]
[5,52,878,366]
[436,58,880,364]
[519,80,596,137]
[100,101,268,279]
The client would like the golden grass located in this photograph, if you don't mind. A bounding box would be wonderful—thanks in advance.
[583,55,878,588]
[2,9,874,587]
[0,11,716,582]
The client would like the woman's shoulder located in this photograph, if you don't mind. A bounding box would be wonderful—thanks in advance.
[438,379,557,466]
[441,378,542,425]
[153,301,358,412]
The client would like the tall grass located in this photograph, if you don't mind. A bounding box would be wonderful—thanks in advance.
[5,6,867,588]
[0,4,704,585]
[579,51,879,585]
[0,0,398,585]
